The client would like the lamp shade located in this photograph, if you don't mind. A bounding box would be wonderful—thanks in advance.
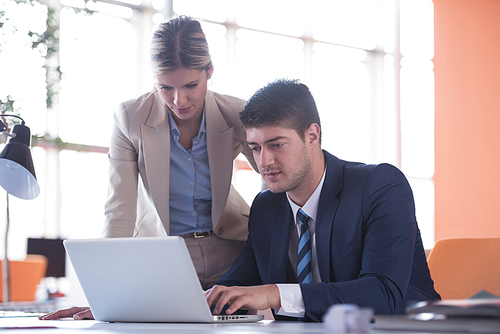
[0,124,40,200]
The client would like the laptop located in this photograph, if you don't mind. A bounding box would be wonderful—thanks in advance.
[64,237,264,323]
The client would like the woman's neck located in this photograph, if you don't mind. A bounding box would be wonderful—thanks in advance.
[171,105,204,151]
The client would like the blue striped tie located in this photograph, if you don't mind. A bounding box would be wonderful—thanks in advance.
[297,209,312,284]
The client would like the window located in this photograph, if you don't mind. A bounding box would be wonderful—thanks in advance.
[1,0,435,265]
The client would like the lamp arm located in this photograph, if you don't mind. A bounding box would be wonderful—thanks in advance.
[1,114,26,136]
[0,114,25,125]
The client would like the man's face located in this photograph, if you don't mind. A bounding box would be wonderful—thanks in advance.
[246,126,313,197]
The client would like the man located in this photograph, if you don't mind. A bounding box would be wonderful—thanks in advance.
[206,79,440,322]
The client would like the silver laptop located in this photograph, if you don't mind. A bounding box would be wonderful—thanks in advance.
[64,237,264,323]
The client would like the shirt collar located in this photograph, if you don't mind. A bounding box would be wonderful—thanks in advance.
[287,165,327,225]
[168,107,207,140]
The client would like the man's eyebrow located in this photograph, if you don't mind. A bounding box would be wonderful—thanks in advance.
[248,136,287,146]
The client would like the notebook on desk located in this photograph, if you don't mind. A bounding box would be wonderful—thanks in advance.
[64,237,263,323]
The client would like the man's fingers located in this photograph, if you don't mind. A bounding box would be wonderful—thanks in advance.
[206,285,227,311]
[225,295,249,314]
[214,288,245,315]
[211,284,281,314]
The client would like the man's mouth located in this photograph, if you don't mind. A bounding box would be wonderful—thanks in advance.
[263,170,281,181]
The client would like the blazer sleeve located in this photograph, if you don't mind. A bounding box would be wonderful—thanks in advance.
[215,231,263,287]
[211,91,257,172]
[102,102,139,238]
[301,164,420,320]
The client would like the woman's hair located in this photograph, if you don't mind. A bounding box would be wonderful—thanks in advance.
[150,15,212,75]
[239,78,322,143]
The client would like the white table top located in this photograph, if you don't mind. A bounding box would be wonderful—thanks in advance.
[3,314,499,334]
[1,317,328,333]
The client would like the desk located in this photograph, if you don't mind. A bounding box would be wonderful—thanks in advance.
[4,318,324,333]
[0,316,489,334]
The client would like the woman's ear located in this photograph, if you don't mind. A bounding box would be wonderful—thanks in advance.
[207,63,214,79]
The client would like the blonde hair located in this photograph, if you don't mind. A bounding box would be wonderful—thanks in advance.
[150,15,212,75]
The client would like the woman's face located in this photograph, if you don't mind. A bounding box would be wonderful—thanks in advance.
[155,67,212,123]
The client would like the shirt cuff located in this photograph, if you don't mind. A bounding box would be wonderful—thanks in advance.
[275,284,305,318]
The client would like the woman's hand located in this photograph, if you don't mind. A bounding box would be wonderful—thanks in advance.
[39,306,94,320]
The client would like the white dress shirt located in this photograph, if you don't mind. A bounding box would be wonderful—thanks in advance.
[275,168,327,318]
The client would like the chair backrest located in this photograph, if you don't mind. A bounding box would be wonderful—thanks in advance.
[427,237,500,300]
[0,254,48,302]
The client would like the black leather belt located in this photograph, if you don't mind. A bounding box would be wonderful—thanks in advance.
[181,231,212,239]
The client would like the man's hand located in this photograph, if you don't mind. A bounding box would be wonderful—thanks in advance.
[205,284,280,315]
[39,307,94,320]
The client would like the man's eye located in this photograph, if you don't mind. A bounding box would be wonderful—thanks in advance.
[273,144,283,148]
[250,147,260,152]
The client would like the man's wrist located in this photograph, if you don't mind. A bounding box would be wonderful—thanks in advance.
[275,283,305,317]
[268,284,281,310]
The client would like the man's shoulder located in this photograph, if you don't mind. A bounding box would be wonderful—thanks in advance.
[251,189,285,209]
[254,188,283,200]
[325,151,404,179]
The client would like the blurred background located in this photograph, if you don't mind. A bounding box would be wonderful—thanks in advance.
[5,0,499,304]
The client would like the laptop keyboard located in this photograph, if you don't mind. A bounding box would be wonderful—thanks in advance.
[0,300,60,317]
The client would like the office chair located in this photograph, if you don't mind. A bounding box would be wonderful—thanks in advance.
[427,237,500,300]
[0,254,48,301]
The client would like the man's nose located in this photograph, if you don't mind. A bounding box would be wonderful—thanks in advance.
[259,148,274,168]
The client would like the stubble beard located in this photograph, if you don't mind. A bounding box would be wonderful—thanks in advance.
[263,145,313,194]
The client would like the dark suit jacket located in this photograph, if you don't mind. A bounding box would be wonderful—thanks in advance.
[217,151,440,322]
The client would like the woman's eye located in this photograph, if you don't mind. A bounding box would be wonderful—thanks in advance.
[186,83,198,89]
[160,86,172,91]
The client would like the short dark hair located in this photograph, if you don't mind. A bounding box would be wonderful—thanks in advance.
[239,79,321,142]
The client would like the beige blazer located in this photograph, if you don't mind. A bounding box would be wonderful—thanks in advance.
[103,90,257,241]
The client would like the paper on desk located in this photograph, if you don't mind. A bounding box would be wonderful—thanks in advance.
[323,304,373,333]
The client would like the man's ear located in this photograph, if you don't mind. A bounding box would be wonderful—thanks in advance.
[305,123,321,146]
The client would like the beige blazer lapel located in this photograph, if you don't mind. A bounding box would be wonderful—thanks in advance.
[141,94,171,233]
[205,93,235,230]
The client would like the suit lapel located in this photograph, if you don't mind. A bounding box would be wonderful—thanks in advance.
[269,196,293,283]
[205,92,235,228]
[142,94,171,232]
[315,152,344,282]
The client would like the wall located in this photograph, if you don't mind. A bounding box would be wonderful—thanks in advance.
[434,0,500,240]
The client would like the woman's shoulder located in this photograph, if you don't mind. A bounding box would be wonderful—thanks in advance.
[205,91,246,136]
[119,90,157,112]
[114,90,166,130]
[206,90,245,109]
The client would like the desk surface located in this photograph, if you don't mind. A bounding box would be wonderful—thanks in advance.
[4,318,323,333]
[0,316,491,334]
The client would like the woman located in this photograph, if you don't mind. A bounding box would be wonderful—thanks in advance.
[40,15,256,320]
[103,15,255,287]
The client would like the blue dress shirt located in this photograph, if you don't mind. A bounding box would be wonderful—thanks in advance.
[168,110,213,235]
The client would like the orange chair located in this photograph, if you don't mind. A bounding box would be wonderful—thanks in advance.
[427,237,500,300]
[0,254,48,301]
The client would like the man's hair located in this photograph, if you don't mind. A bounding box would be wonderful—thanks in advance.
[239,79,321,142]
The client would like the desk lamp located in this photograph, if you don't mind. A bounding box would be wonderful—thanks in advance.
[0,114,40,302]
